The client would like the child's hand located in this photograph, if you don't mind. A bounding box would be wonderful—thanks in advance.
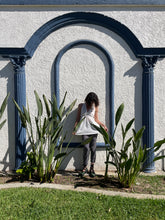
[104,125,108,132]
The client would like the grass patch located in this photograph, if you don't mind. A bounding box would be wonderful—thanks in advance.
[0,187,165,219]
[134,175,165,195]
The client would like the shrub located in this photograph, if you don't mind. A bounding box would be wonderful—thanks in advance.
[93,103,165,187]
[14,91,77,182]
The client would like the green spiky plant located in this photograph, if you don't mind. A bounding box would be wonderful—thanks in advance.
[14,91,83,182]
[93,103,165,188]
[0,93,9,130]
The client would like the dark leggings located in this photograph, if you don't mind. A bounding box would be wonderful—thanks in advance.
[82,134,98,167]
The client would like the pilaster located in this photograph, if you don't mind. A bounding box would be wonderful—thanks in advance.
[10,56,26,170]
[141,56,158,172]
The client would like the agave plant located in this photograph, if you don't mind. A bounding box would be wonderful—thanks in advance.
[14,91,78,182]
[93,103,165,187]
[0,93,9,130]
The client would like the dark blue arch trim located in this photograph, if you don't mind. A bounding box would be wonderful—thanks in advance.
[54,39,114,138]
[0,12,165,59]
[25,12,144,58]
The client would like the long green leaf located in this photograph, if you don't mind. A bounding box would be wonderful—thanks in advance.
[64,99,77,118]
[52,94,61,120]
[141,146,148,163]
[43,94,50,117]
[132,129,136,137]
[137,146,144,164]
[38,139,44,181]
[154,139,165,152]
[121,124,125,139]
[54,152,66,161]
[125,118,135,133]
[119,161,126,169]
[0,120,6,129]
[115,103,124,126]
[74,117,85,133]
[35,117,41,139]
[99,125,109,145]
[23,106,31,124]
[134,127,145,142]
[0,93,9,119]
[47,139,59,172]
[124,137,132,152]
[59,91,67,117]
[58,149,75,172]
[118,150,128,160]
[34,90,43,117]
[51,125,63,142]
[46,145,54,172]
[42,117,48,137]
[91,124,109,144]
[27,101,32,125]
[125,157,133,172]
[81,136,93,146]
[91,123,103,134]
[13,99,22,114]
[153,155,165,162]
[13,99,27,128]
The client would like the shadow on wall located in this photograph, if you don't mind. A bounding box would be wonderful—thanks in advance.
[0,61,15,171]
[59,147,84,171]
[94,24,143,132]
[124,62,142,132]
[62,108,82,143]
[59,147,107,171]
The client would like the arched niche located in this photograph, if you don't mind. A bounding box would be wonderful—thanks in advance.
[54,40,114,143]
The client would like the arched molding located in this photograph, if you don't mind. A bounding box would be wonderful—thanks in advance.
[25,12,144,58]
[0,12,165,58]
[54,39,114,138]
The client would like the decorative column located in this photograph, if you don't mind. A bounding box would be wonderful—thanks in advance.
[141,56,158,173]
[10,56,26,170]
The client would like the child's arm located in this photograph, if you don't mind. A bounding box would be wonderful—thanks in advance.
[94,106,108,131]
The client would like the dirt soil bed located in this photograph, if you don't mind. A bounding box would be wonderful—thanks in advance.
[1,171,165,195]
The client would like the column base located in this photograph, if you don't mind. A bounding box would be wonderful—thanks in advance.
[143,166,155,173]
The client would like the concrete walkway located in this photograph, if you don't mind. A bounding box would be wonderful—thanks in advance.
[0,181,165,200]
[1,170,165,200]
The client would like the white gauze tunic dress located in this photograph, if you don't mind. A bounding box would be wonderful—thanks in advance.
[75,103,99,135]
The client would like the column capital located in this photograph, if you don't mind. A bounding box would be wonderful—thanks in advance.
[141,56,158,74]
[10,56,26,73]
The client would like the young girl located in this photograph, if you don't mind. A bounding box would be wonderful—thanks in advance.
[73,92,108,177]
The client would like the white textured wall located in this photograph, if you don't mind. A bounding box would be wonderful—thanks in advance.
[0,6,164,171]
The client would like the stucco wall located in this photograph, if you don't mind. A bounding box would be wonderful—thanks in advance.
[0,5,164,171]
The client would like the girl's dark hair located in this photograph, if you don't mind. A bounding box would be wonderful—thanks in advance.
[85,92,99,107]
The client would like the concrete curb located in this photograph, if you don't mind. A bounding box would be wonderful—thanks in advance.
[0,182,165,200]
